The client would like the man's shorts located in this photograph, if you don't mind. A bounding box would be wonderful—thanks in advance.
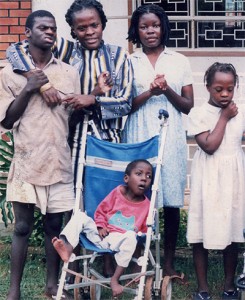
[7,179,75,214]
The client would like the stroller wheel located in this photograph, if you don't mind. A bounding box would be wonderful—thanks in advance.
[144,275,154,300]
[74,275,81,300]
[236,274,245,290]
[90,275,101,300]
[161,276,172,300]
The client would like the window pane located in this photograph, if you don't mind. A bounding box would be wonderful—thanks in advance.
[197,20,245,47]
[196,0,245,16]
[141,0,189,15]
[168,21,190,47]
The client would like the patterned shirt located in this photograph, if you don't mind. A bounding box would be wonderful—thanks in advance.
[6,38,133,186]
[0,57,81,186]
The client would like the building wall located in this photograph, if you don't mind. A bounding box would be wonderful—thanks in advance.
[0,0,31,60]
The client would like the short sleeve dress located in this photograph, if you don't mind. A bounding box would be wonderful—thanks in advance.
[187,102,245,249]
[122,48,193,208]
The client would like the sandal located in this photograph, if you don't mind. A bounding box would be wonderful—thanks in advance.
[222,290,239,300]
[193,291,212,300]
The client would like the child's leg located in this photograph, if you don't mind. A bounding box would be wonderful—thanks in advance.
[108,231,138,296]
[193,243,209,292]
[110,265,125,297]
[112,231,138,268]
[61,210,102,247]
[223,242,238,292]
[60,210,88,247]
[7,202,35,300]
[51,210,92,261]
[52,236,73,263]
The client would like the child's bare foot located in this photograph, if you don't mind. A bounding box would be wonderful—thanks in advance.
[110,278,124,297]
[52,237,73,262]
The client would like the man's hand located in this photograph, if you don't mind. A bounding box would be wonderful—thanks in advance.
[41,86,62,107]
[62,94,95,110]
[92,71,113,96]
[25,69,49,93]
[22,70,61,106]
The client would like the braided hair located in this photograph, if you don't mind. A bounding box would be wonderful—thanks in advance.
[128,4,170,46]
[204,62,239,87]
[65,0,107,39]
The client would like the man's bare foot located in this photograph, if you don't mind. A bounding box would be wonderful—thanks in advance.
[110,278,124,297]
[52,237,73,262]
[164,264,180,277]
[164,266,187,285]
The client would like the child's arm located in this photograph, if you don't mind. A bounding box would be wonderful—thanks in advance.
[195,101,238,155]
[1,69,48,129]
[94,196,111,229]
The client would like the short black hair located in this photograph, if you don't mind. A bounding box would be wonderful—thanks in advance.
[65,0,107,39]
[204,62,239,87]
[125,159,153,176]
[25,10,55,30]
[128,4,170,46]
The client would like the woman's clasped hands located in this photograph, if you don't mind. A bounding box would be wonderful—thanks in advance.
[149,74,167,96]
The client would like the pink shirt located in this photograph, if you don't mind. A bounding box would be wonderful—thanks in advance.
[94,185,150,234]
[0,58,81,186]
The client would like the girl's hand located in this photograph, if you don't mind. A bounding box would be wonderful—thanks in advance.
[98,227,109,239]
[221,101,238,120]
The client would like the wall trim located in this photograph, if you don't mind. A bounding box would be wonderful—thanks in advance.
[177,50,245,57]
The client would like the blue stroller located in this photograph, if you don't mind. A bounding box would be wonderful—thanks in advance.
[54,109,170,300]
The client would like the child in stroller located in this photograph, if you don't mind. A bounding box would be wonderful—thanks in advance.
[52,159,153,297]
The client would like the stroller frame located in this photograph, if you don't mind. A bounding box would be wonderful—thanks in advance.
[55,109,169,300]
